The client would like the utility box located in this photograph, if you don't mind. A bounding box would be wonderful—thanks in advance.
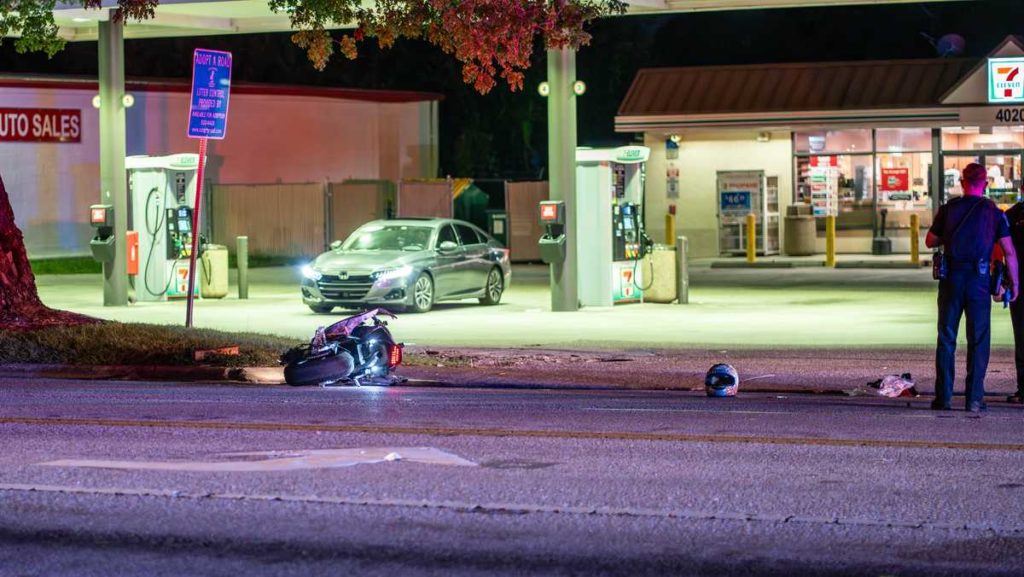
[643,245,677,303]
[486,209,508,247]
[538,234,566,264]
[88,204,116,263]
[200,244,229,299]
[89,235,116,263]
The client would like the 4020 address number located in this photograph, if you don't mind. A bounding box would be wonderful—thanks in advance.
[995,108,1024,122]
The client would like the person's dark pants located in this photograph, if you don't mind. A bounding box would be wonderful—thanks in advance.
[1011,295,1024,396]
[935,265,992,406]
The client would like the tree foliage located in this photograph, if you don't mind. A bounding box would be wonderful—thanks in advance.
[2,0,625,93]
[272,0,626,93]
[1,0,157,56]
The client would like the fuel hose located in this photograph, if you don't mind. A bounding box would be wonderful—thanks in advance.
[142,187,176,297]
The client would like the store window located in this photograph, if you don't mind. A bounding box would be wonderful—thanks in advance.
[876,128,931,153]
[794,129,872,155]
[943,153,1022,206]
[942,126,1024,151]
[942,127,1023,206]
[794,128,934,234]
[795,154,873,230]
[876,151,933,231]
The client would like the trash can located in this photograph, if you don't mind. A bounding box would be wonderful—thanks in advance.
[784,205,816,256]
[88,235,116,263]
[486,209,508,247]
[200,244,229,299]
[643,244,677,303]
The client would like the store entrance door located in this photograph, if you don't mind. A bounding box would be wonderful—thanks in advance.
[941,150,1023,207]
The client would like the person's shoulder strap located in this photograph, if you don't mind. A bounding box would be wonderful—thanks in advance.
[948,196,985,245]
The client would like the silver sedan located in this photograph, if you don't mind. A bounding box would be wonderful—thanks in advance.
[300,218,511,314]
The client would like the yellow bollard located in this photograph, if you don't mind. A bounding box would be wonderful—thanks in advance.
[825,214,836,268]
[665,212,676,247]
[910,213,920,266]
[746,213,757,264]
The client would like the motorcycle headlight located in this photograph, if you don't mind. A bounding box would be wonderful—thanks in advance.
[371,265,413,283]
[301,264,322,281]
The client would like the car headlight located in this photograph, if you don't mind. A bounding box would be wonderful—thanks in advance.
[371,265,413,282]
[301,265,322,281]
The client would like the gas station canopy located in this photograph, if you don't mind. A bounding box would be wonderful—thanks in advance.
[52,0,962,41]
[43,0,971,310]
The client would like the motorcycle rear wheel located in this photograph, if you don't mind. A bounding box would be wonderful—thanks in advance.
[284,350,355,386]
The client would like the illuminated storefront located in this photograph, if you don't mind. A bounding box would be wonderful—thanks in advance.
[616,36,1024,258]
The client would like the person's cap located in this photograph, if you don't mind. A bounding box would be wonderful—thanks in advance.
[962,163,988,185]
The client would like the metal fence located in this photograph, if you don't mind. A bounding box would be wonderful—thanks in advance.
[209,180,395,257]
[208,179,546,260]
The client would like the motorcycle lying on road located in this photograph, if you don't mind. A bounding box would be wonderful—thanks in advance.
[281,308,404,386]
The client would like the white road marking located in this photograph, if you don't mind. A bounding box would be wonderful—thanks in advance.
[39,447,477,472]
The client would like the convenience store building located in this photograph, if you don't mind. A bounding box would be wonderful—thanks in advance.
[616,35,1024,258]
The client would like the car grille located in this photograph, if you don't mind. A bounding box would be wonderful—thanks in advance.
[317,274,374,300]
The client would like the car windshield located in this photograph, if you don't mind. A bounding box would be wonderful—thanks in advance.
[342,225,433,251]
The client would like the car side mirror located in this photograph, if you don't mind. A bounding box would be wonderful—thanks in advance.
[438,240,458,253]
[329,240,342,250]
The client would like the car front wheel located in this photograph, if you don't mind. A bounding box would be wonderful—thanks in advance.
[479,267,504,306]
[408,272,434,313]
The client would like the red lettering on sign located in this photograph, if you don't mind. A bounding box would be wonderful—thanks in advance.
[0,108,81,143]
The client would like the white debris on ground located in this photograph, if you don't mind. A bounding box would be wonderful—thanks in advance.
[846,373,918,398]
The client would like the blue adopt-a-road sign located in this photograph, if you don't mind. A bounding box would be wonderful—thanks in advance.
[187,49,232,140]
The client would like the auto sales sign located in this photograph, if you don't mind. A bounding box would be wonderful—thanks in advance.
[0,108,81,143]
[989,57,1024,103]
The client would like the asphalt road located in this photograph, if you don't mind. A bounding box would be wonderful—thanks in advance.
[2,378,1024,576]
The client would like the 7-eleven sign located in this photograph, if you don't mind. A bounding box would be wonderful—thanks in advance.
[989,57,1024,103]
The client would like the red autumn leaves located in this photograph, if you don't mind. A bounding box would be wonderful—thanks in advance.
[281,0,625,94]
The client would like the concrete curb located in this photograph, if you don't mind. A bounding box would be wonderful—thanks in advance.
[0,359,1013,399]
[0,363,843,394]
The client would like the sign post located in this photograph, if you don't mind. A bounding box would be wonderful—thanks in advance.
[185,48,232,328]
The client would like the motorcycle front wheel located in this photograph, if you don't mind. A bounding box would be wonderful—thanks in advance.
[284,350,355,386]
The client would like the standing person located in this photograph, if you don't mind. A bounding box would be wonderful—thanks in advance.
[925,162,1019,413]
[1003,183,1024,404]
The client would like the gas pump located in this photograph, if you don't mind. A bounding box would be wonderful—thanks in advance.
[575,146,652,306]
[127,154,202,302]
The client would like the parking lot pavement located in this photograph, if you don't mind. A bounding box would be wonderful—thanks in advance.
[32,263,1013,350]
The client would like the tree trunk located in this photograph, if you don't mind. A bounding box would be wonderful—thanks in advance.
[0,173,99,329]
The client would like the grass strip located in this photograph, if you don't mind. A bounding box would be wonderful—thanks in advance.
[29,255,308,276]
[29,257,101,275]
[0,322,445,369]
